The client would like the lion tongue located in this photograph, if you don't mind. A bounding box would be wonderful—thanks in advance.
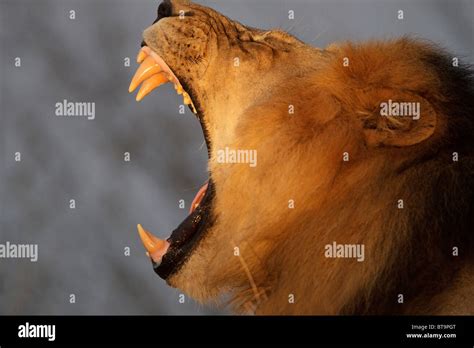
[137,224,170,264]
[189,182,209,214]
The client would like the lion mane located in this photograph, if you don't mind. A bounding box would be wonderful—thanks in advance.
[139,1,474,315]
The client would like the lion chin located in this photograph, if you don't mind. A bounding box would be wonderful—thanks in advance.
[131,0,474,315]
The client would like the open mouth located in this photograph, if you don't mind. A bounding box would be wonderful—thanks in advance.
[130,46,214,280]
[129,46,197,113]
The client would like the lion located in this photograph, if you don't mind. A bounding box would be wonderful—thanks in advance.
[130,0,474,315]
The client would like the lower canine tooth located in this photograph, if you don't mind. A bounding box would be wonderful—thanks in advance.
[137,224,169,264]
[137,224,166,253]
[136,73,169,101]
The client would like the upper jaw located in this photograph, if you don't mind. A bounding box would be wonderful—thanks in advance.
[132,36,203,111]
[131,41,214,150]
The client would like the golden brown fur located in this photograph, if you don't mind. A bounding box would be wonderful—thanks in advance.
[143,0,474,314]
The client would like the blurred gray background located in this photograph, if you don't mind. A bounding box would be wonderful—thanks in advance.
[0,0,472,315]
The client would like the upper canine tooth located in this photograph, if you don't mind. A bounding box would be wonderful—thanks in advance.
[129,56,162,93]
[136,73,169,101]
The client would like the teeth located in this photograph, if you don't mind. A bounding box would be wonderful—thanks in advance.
[183,92,197,113]
[137,49,148,63]
[137,224,164,253]
[174,84,184,95]
[136,73,169,102]
[137,224,170,264]
[136,46,151,63]
[130,47,198,114]
[129,56,163,93]
[183,93,192,105]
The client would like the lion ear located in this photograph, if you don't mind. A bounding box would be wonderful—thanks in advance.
[361,92,437,147]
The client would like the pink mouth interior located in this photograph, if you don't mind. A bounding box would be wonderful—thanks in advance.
[148,181,208,264]
[189,182,209,214]
[144,46,181,86]
[149,241,170,263]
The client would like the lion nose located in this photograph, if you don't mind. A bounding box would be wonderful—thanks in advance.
[142,0,173,47]
[157,0,173,21]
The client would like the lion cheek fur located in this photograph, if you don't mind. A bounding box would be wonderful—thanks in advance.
[150,2,474,315]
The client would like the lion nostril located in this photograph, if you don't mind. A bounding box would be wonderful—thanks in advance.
[157,0,172,21]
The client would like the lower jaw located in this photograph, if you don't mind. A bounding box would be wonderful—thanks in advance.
[153,179,215,280]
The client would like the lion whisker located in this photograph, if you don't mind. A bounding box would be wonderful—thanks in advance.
[231,240,261,305]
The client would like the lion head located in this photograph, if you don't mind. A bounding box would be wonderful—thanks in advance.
[131,0,474,314]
